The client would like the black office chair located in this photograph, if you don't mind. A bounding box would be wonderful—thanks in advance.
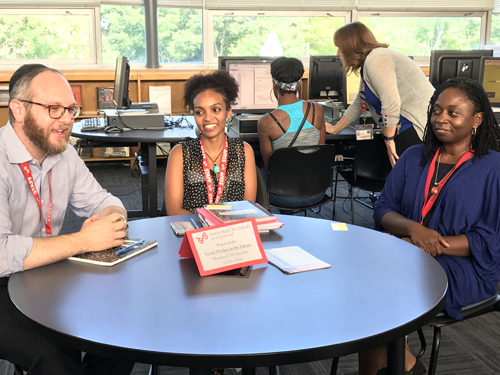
[0,360,23,375]
[255,167,271,212]
[415,294,500,375]
[266,144,336,220]
[333,135,392,223]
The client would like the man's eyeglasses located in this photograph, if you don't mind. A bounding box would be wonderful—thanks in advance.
[18,100,81,119]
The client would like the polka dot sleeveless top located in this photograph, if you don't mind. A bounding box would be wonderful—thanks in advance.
[181,137,246,213]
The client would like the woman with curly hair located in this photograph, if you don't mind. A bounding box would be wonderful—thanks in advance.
[362,77,500,375]
[165,70,257,215]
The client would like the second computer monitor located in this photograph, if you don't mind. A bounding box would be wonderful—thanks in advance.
[429,49,493,88]
[479,56,500,107]
[219,56,276,115]
[308,55,344,102]
[112,56,131,109]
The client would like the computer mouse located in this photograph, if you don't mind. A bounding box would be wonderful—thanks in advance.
[104,125,123,133]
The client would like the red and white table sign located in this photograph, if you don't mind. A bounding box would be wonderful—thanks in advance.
[178,218,267,276]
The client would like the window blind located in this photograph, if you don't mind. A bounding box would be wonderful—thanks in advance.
[357,0,494,12]
[0,0,100,6]
[0,0,492,11]
[204,0,356,11]
[494,0,500,12]
[0,0,203,8]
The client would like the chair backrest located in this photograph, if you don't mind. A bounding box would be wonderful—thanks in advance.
[255,168,271,211]
[355,135,392,181]
[267,144,335,198]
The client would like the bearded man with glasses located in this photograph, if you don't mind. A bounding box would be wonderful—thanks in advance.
[0,64,134,375]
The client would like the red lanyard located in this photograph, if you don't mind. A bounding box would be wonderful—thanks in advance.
[20,162,53,235]
[199,137,229,204]
[421,148,473,223]
[360,80,368,115]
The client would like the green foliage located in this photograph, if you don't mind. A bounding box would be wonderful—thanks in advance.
[0,14,90,59]
[101,5,146,64]
[213,15,341,58]
[361,17,481,56]
[158,8,202,63]
[0,8,488,65]
[101,6,202,64]
[490,14,500,45]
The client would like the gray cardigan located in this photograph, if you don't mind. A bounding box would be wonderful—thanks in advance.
[343,48,434,140]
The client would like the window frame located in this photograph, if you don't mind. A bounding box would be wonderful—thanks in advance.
[205,10,351,67]
[0,7,99,69]
[354,11,489,63]
[0,6,496,69]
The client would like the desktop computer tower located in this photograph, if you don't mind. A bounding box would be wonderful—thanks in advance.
[230,114,262,133]
[104,109,165,129]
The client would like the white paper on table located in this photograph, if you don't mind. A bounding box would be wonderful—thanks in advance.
[149,86,172,115]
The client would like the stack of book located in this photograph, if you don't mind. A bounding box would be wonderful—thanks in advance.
[196,201,283,232]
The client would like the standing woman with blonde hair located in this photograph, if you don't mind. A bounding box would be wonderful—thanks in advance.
[327,22,434,166]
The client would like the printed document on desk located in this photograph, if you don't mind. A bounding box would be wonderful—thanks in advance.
[149,86,172,115]
[265,246,331,274]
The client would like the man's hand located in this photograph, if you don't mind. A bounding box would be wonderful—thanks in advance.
[76,213,127,253]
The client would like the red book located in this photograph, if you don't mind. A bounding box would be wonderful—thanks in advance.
[70,85,82,106]
[197,201,283,231]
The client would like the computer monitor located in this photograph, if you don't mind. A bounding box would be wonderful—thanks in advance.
[479,56,500,107]
[343,71,361,109]
[219,56,277,114]
[112,56,132,109]
[308,55,344,102]
[429,49,493,88]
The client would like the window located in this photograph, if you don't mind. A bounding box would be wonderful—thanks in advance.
[209,11,348,65]
[0,8,95,66]
[158,7,202,64]
[101,5,146,65]
[491,14,500,44]
[358,13,485,60]
[0,4,495,69]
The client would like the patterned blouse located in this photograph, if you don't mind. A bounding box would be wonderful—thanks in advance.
[181,137,246,213]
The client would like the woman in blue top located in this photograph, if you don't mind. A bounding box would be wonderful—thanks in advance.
[257,57,326,208]
[364,78,500,375]
[327,22,434,167]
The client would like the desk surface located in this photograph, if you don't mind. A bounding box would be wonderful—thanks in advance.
[9,215,447,369]
[72,117,369,143]
[72,121,197,143]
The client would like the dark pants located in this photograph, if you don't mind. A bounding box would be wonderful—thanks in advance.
[0,278,134,375]
[395,126,422,156]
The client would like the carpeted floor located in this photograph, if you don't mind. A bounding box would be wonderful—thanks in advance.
[3,160,500,375]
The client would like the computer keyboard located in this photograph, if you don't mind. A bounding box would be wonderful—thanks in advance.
[80,117,107,132]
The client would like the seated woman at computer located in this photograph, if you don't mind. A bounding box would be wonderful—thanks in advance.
[257,56,326,208]
[364,77,500,375]
[164,70,257,215]
[327,21,434,167]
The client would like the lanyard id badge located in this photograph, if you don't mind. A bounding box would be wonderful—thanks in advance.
[355,80,373,140]
[355,124,374,141]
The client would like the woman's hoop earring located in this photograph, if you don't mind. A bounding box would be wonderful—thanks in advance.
[472,128,477,136]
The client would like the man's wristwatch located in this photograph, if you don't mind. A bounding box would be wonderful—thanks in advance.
[119,214,128,230]
[383,134,396,141]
